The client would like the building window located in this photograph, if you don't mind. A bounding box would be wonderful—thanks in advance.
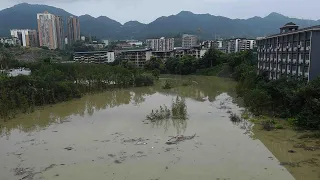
[306,54,310,60]
[293,54,297,60]
[306,41,311,47]
[292,65,297,71]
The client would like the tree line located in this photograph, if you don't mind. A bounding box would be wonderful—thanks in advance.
[0,62,154,121]
[144,49,320,130]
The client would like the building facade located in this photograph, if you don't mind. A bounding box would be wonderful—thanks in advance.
[117,49,152,68]
[0,37,20,46]
[74,51,115,63]
[146,37,174,51]
[182,34,198,48]
[55,16,65,50]
[10,29,38,47]
[67,16,80,46]
[257,22,320,81]
[37,11,58,49]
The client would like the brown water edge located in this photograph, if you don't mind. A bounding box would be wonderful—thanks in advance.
[0,75,295,180]
[252,120,320,180]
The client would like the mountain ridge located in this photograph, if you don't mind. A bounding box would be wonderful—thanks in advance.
[0,3,319,40]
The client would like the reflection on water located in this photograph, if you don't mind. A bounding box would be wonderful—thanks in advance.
[0,76,298,180]
[0,76,236,137]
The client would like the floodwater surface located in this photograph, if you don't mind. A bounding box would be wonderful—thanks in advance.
[0,76,296,180]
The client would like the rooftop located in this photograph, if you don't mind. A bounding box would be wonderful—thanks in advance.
[74,51,114,54]
[263,24,320,38]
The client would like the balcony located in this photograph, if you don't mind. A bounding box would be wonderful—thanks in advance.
[305,72,309,77]
[293,59,297,63]
[294,47,297,51]
[292,70,297,75]
[306,46,310,51]
[282,59,286,63]
[300,47,304,51]
[287,59,292,63]
[306,60,310,65]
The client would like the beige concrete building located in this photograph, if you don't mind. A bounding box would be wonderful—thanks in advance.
[37,11,65,50]
[182,34,198,48]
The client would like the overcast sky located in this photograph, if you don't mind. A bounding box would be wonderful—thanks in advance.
[1,0,319,24]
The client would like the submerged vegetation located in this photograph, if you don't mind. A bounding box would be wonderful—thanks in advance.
[146,96,188,134]
[146,96,188,122]
[146,105,171,122]
[0,63,155,121]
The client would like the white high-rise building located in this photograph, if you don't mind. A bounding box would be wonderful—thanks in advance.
[10,29,38,47]
[146,37,174,51]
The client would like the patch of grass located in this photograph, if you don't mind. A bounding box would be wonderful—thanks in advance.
[261,119,276,131]
[162,80,173,89]
[298,132,320,139]
[241,111,250,120]
[275,124,285,129]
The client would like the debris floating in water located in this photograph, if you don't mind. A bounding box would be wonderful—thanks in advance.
[166,134,196,145]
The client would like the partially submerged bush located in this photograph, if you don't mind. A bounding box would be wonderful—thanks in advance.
[146,105,171,122]
[146,96,188,122]
[229,113,242,123]
[172,96,188,120]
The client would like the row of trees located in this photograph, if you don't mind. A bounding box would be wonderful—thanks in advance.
[0,62,155,121]
[144,48,228,75]
[144,47,320,130]
[227,51,320,130]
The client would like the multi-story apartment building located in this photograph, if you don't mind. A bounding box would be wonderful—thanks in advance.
[257,22,320,81]
[37,11,57,49]
[182,34,198,48]
[201,40,227,53]
[37,11,64,50]
[55,16,65,50]
[146,37,174,51]
[10,29,38,47]
[226,38,256,53]
[73,51,115,63]
[239,39,256,51]
[174,47,207,59]
[67,16,80,46]
[0,37,20,46]
[117,49,152,67]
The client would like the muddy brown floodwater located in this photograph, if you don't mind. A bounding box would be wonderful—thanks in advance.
[0,76,300,180]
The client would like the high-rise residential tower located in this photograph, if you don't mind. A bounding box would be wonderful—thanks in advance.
[55,16,65,50]
[67,16,80,45]
[10,29,38,47]
[146,37,174,51]
[37,11,58,49]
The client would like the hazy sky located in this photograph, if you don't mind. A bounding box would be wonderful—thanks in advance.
[1,0,319,24]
